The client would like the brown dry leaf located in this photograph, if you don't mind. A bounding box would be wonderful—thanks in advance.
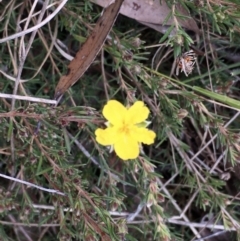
[91,0,200,34]
[54,0,124,102]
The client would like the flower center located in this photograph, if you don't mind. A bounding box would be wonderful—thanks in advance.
[119,121,132,135]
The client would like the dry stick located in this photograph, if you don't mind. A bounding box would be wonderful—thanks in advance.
[1,1,66,176]
[8,214,32,241]
[0,68,29,82]
[167,218,235,231]
[11,0,49,108]
[6,203,235,231]
[168,131,206,183]
[172,112,240,239]
[0,220,60,227]
[0,0,68,44]
[54,0,125,102]
[189,116,216,165]
[130,219,236,231]
[0,93,57,104]
[126,202,145,222]
[157,178,204,240]
[193,231,228,241]
[24,9,59,81]
[53,39,74,61]
[187,150,218,175]
[0,173,65,196]
[67,131,120,181]
[189,111,240,164]
[28,204,236,241]
[9,0,50,174]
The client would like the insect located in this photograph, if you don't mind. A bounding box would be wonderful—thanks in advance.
[176,50,197,76]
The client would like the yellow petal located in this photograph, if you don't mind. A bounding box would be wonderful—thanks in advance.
[114,135,140,160]
[103,100,127,126]
[95,127,116,146]
[134,127,156,144]
[125,101,150,124]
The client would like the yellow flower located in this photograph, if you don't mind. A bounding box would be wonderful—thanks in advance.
[95,100,156,161]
